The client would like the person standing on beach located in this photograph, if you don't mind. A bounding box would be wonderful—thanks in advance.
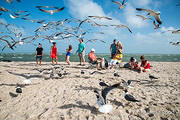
[110,39,117,59]
[116,41,123,53]
[66,45,72,65]
[77,38,85,65]
[51,42,59,65]
[35,43,43,66]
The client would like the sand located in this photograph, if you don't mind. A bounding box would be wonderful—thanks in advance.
[0,62,180,120]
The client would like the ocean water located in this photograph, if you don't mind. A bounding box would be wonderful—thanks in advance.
[0,53,180,62]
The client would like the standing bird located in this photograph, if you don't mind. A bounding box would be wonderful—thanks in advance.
[114,72,120,77]
[136,8,162,24]
[16,86,22,93]
[124,89,140,102]
[112,0,127,9]
[99,79,109,87]
[122,79,133,88]
[149,74,159,80]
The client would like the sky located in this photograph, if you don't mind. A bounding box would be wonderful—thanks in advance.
[0,0,180,54]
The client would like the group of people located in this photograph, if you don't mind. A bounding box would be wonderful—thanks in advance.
[35,38,151,73]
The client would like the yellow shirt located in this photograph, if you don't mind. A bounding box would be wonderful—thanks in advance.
[113,54,123,62]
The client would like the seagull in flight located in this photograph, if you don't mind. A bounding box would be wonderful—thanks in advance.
[136,8,162,24]
[169,41,180,46]
[36,6,64,15]
[111,24,132,33]
[94,83,120,113]
[153,21,160,29]
[6,0,20,4]
[136,15,153,21]
[88,16,112,20]
[112,0,127,9]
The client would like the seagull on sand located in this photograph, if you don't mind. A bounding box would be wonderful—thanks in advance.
[112,0,127,9]
[114,71,120,77]
[94,83,120,113]
[99,79,109,87]
[136,8,162,24]
[36,6,64,15]
[149,74,159,80]
[124,89,140,102]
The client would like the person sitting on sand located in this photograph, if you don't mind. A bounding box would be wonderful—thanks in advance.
[139,55,151,72]
[35,43,43,66]
[109,49,123,69]
[66,45,72,65]
[50,42,59,65]
[129,57,138,70]
[88,48,105,70]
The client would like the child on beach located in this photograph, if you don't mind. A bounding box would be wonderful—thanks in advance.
[66,45,72,65]
[50,42,59,65]
[139,55,151,72]
[129,57,140,70]
[109,49,123,69]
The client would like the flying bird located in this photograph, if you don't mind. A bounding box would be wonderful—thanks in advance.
[112,0,127,9]
[94,83,120,113]
[165,29,180,34]
[88,16,112,20]
[36,6,64,15]
[136,15,153,21]
[111,24,132,33]
[153,21,160,29]
[124,89,140,102]
[6,0,20,4]
[169,42,180,46]
[136,8,162,24]
[176,3,180,6]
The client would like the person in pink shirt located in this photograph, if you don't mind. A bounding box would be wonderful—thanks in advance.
[88,48,105,70]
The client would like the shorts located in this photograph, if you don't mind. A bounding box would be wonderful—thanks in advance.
[36,56,42,60]
[110,59,121,65]
[78,52,85,57]
[92,61,97,64]
[66,52,71,56]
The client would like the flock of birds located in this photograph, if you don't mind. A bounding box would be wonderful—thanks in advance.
[0,0,180,51]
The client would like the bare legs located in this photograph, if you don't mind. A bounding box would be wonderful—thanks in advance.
[78,53,85,65]
[66,56,71,65]
[52,57,58,65]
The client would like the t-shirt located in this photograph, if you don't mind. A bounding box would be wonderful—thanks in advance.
[78,43,85,54]
[113,53,123,62]
[36,47,43,56]
[88,52,97,61]
[111,44,116,54]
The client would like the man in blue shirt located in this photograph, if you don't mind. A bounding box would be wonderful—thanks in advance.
[110,39,117,59]
[77,38,85,65]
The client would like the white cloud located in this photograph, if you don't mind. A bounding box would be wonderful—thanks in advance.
[123,3,150,28]
[0,18,7,25]
[132,0,152,7]
[66,0,105,19]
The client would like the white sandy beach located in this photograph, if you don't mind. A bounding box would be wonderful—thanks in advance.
[0,62,180,120]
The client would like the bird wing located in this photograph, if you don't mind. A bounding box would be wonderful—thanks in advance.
[136,8,154,13]
[153,21,159,29]
[53,7,65,13]
[120,24,132,33]
[102,83,120,104]
[154,14,162,24]
[112,0,122,6]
